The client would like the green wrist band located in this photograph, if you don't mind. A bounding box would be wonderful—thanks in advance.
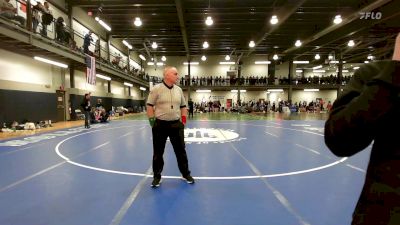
[149,117,156,127]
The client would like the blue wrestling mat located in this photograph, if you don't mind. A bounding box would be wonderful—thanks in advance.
[0,119,371,225]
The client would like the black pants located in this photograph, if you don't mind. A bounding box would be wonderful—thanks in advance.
[189,109,194,118]
[84,111,90,127]
[152,119,190,179]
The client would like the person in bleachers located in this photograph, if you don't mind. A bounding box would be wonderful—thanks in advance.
[32,2,42,32]
[55,17,70,44]
[96,99,104,109]
[99,108,109,122]
[112,53,121,67]
[89,107,99,124]
[0,0,26,27]
[90,106,109,124]
[94,39,100,57]
[40,2,52,37]
[70,39,78,51]
[83,30,93,54]
[326,101,332,112]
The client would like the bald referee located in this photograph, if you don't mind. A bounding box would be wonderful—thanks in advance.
[146,66,195,188]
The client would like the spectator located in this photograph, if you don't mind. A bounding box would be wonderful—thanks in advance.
[83,30,93,54]
[55,17,70,44]
[80,93,91,128]
[32,2,42,32]
[0,0,26,27]
[188,98,194,118]
[40,2,52,37]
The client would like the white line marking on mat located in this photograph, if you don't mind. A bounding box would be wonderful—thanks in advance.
[295,144,321,155]
[265,131,278,137]
[346,164,366,173]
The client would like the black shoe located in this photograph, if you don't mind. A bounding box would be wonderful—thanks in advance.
[151,177,162,188]
[182,175,195,184]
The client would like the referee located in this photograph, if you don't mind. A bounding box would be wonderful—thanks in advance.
[146,66,195,188]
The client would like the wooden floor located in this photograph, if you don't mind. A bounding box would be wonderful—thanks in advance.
[0,114,140,141]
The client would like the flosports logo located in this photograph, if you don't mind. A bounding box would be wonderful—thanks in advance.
[184,128,245,144]
[359,12,382,20]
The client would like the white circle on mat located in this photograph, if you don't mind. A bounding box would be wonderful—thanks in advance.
[55,122,347,180]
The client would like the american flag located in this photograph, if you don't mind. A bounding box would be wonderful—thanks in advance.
[85,55,96,85]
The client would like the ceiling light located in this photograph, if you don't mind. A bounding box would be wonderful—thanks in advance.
[139,54,146,61]
[139,87,146,91]
[183,62,199,65]
[364,61,369,63]
[203,41,209,49]
[328,55,334,60]
[123,82,133,87]
[196,90,211,93]
[267,89,284,92]
[249,40,255,48]
[134,17,142,27]
[296,69,302,73]
[270,15,278,25]
[333,15,342,24]
[304,89,320,92]
[96,74,111,81]
[225,55,230,60]
[219,62,235,65]
[348,40,355,47]
[330,60,339,63]
[147,62,154,65]
[95,16,99,21]
[231,90,246,93]
[151,42,158,49]
[205,16,214,26]
[335,69,350,72]
[273,54,278,60]
[255,61,271,64]
[34,56,68,68]
[293,60,309,64]
[122,40,132,49]
[156,62,164,66]
[313,70,325,73]
[30,0,38,6]
[313,65,322,70]
[98,19,111,31]
[161,56,166,61]
[295,40,302,47]
[314,54,320,60]
[353,66,360,70]
[367,55,374,60]
[201,55,207,61]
